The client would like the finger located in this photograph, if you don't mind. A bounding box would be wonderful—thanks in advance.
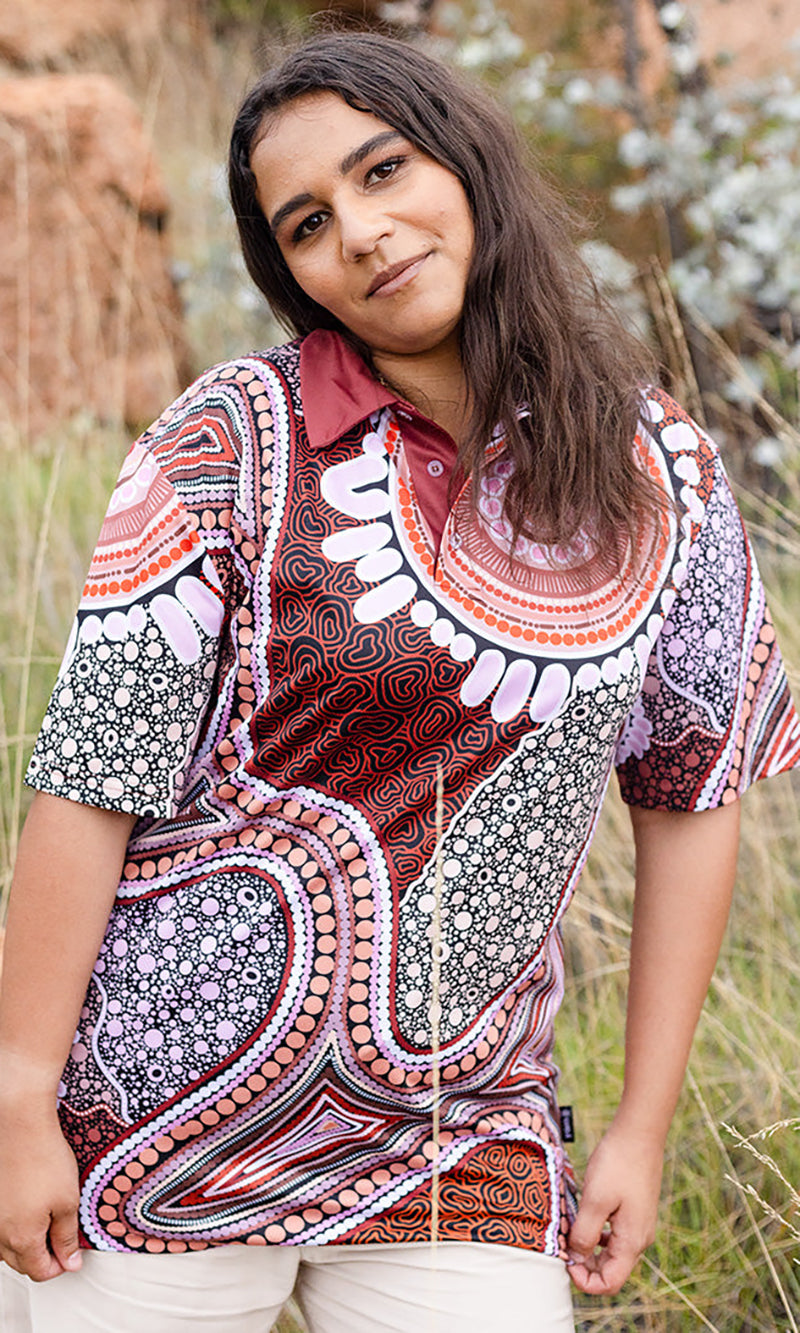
[567,1197,613,1260]
[567,1245,637,1297]
[4,1236,63,1283]
[48,1204,82,1273]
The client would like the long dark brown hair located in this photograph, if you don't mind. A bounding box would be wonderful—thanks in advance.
[229,31,664,555]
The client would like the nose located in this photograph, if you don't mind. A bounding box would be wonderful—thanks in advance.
[338,196,393,261]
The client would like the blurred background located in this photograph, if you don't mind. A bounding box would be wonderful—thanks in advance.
[1,2,799,1327]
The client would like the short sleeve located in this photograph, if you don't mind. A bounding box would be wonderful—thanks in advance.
[615,445,800,810]
[25,441,226,818]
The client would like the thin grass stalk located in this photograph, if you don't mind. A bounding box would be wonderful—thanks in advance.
[687,1070,800,1332]
[640,1253,722,1331]
[683,301,800,456]
[722,1121,800,1231]
[0,121,31,441]
[9,443,65,867]
[109,63,166,429]
[644,257,706,426]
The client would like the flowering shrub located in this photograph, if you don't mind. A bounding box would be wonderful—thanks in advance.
[436,0,800,469]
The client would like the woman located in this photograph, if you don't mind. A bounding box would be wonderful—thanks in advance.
[1,30,798,1333]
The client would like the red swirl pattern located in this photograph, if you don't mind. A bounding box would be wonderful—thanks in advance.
[23,346,800,1262]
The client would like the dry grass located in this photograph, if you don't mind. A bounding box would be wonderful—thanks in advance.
[1,12,799,1331]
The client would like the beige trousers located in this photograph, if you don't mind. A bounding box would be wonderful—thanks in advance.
[1,1242,574,1333]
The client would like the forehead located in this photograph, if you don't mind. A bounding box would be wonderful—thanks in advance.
[251,92,395,202]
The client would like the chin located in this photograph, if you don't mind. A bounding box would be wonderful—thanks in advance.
[367,324,460,359]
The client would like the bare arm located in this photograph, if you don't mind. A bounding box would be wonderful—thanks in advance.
[0,791,136,1280]
[567,800,740,1295]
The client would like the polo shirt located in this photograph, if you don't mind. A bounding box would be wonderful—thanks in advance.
[26,331,800,1256]
[300,329,461,555]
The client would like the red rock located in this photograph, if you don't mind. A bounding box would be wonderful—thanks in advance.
[0,73,190,436]
[0,0,166,67]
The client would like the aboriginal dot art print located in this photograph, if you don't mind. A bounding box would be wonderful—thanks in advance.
[27,333,800,1256]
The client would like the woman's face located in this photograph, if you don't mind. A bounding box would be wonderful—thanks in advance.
[251,92,474,363]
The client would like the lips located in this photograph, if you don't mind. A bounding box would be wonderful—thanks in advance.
[366,252,430,298]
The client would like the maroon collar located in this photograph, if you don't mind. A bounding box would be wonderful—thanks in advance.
[299,329,398,451]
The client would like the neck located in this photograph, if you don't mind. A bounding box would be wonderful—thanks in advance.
[372,341,470,445]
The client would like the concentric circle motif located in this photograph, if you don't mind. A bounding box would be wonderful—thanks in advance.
[393,424,674,660]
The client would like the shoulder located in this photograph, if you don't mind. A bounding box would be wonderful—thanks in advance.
[137,342,304,459]
[636,387,729,529]
[636,387,725,470]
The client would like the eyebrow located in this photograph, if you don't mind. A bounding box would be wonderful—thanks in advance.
[268,129,406,235]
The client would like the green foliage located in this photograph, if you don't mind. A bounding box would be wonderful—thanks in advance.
[2,8,800,1327]
[0,425,127,904]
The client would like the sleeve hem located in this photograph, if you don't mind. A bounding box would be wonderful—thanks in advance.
[24,768,166,821]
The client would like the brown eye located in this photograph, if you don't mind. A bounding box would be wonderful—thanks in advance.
[365,156,405,185]
[293,210,328,243]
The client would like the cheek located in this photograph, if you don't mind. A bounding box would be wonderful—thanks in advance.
[285,256,340,308]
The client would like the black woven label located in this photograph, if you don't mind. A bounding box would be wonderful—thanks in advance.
[559,1105,575,1142]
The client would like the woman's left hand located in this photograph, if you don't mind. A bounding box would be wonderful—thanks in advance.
[565,1117,664,1295]
[566,802,740,1295]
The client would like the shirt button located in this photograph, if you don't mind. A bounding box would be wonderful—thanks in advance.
[427,459,444,477]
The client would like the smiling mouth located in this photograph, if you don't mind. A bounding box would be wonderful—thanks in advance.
[366,253,430,298]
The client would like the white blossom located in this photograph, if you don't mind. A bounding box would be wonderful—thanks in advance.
[618,128,654,168]
[670,44,700,78]
[751,436,786,467]
[563,76,593,106]
[658,2,687,31]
